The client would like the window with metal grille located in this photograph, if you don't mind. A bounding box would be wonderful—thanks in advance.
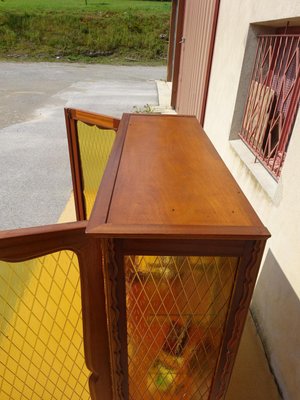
[239,31,300,180]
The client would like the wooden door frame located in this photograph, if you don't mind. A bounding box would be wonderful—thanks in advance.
[103,236,267,400]
[64,108,120,221]
[0,222,113,400]
[170,0,221,126]
[167,0,178,82]
[200,0,221,125]
[170,0,186,108]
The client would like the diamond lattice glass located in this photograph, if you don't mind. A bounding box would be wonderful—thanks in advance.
[77,121,116,218]
[125,255,238,400]
[0,251,90,400]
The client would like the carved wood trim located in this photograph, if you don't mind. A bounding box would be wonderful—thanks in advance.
[209,240,267,399]
[102,239,127,400]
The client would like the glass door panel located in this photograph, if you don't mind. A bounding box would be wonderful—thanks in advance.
[0,251,90,400]
[125,255,238,400]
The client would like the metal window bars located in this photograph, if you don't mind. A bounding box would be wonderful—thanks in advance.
[239,33,300,180]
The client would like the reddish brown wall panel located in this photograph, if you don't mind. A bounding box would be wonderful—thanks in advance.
[170,0,186,108]
[174,0,219,124]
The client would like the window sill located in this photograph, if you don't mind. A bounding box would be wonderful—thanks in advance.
[229,139,278,200]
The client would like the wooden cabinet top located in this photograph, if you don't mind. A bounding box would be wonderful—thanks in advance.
[87,114,270,239]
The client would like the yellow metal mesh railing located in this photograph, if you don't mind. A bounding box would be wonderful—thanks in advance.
[77,121,116,218]
[125,255,238,400]
[0,251,90,400]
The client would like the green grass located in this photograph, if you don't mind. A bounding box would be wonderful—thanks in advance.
[0,0,171,12]
[0,1,171,64]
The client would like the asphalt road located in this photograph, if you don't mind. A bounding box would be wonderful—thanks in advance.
[0,62,166,230]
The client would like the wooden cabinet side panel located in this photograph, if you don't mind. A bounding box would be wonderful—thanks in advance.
[209,239,267,400]
[102,237,266,400]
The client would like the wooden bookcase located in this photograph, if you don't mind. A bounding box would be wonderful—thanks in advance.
[0,111,270,400]
[73,112,270,400]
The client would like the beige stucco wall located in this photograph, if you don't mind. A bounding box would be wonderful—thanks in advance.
[203,1,300,399]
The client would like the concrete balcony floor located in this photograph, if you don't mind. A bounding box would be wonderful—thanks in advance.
[226,314,281,400]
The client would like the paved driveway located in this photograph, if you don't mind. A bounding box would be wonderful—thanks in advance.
[0,62,166,230]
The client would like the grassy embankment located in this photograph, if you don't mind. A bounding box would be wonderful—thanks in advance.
[0,0,171,64]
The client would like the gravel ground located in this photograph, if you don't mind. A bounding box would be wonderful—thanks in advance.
[0,62,166,230]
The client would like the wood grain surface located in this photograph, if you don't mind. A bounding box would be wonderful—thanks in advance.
[87,114,269,239]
